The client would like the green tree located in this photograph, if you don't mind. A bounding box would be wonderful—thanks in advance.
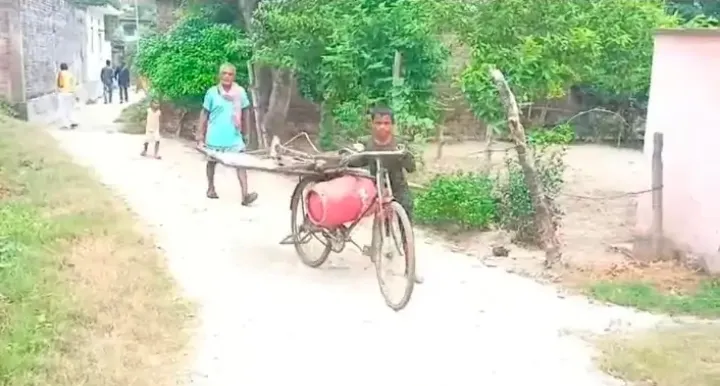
[452,0,678,123]
[253,0,447,147]
[135,16,252,105]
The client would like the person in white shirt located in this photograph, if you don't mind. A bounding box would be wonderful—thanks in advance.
[141,99,162,159]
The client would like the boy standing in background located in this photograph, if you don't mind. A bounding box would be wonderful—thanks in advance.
[141,99,162,159]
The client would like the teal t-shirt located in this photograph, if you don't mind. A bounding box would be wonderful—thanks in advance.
[202,86,251,150]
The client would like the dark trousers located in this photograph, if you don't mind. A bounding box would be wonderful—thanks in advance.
[119,85,129,103]
[103,83,113,103]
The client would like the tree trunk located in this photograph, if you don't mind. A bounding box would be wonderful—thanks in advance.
[261,69,294,139]
[489,69,562,268]
[237,0,273,118]
[156,0,178,33]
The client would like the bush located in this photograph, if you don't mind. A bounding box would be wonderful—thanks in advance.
[413,128,567,246]
[496,147,565,244]
[134,16,252,105]
[114,97,150,134]
[0,98,17,118]
[414,173,498,230]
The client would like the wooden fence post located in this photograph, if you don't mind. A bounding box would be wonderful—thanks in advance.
[651,132,664,259]
[247,61,268,149]
[489,69,562,268]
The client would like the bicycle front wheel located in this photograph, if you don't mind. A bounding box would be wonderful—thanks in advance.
[372,200,416,311]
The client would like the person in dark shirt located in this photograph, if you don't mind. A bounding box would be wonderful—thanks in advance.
[114,62,131,103]
[100,60,114,104]
[349,106,422,284]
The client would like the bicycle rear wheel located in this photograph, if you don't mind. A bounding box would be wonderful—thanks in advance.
[372,200,416,311]
[290,177,332,267]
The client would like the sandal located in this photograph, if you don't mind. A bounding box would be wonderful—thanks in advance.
[206,190,219,199]
[242,192,258,206]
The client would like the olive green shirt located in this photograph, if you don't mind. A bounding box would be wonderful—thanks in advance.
[348,139,416,208]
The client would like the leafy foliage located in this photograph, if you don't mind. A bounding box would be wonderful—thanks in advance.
[414,173,497,230]
[447,0,678,123]
[134,15,251,105]
[414,123,570,243]
[253,0,447,146]
[668,0,720,24]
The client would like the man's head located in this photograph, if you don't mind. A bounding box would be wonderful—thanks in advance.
[60,62,68,71]
[218,62,236,86]
[369,106,394,141]
[149,99,160,110]
[106,60,111,66]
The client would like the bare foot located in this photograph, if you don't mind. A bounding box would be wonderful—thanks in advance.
[140,151,147,157]
[153,155,162,160]
[206,190,219,199]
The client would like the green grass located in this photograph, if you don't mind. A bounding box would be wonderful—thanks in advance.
[0,166,76,385]
[589,280,720,318]
[0,115,189,385]
[597,324,720,386]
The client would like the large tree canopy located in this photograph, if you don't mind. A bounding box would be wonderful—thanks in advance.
[253,0,447,146]
[442,0,679,122]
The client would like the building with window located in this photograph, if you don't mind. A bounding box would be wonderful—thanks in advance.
[0,0,121,122]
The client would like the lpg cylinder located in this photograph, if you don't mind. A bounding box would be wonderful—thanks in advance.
[306,175,377,228]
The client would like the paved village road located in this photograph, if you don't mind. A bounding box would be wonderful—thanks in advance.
[49,98,660,386]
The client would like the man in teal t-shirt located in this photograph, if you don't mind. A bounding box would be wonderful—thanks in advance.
[196,63,257,205]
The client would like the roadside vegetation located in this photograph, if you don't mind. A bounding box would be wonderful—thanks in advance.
[0,114,190,385]
[127,0,720,384]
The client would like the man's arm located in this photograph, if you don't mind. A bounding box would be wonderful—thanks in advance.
[197,90,212,143]
[402,150,417,173]
[346,141,370,168]
[197,109,209,142]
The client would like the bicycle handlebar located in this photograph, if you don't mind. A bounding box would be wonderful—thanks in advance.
[339,148,407,166]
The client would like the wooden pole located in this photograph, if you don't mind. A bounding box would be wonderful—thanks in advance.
[489,69,562,268]
[392,51,402,83]
[247,61,268,149]
[651,132,664,259]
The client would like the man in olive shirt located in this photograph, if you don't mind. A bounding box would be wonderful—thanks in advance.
[349,106,422,284]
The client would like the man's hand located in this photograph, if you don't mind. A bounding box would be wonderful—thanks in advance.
[195,131,205,148]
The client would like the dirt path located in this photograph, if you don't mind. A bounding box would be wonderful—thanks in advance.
[51,100,662,386]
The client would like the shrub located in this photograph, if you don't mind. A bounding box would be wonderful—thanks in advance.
[0,98,17,118]
[114,97,150,134]
[496,146,566,244]
[414,173,497,230]
[134,16,251,106]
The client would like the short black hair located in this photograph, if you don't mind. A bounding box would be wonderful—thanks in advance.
[106,60,111,65]
[369,106,394,123]
[59,62,68,71]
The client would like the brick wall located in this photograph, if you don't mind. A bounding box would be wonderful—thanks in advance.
[19,0,85,122]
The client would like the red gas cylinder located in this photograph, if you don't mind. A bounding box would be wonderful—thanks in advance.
[306,175,377,229]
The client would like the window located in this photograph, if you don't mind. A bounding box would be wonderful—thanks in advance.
[123,23,137,37]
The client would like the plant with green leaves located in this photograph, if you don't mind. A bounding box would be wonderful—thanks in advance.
[134,16,252,106]
[414,173,498,230]
[253,0,447,148]
[451,0,678,124]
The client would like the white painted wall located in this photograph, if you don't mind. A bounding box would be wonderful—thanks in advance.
[80,6,118,102]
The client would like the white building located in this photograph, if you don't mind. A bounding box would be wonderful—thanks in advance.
[0,0,121,123]
[78,5,122,104]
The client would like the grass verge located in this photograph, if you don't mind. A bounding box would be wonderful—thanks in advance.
[0,115,191,385]
[596,324,720,386]
[589,279,720,318]
[576,265,720,386]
